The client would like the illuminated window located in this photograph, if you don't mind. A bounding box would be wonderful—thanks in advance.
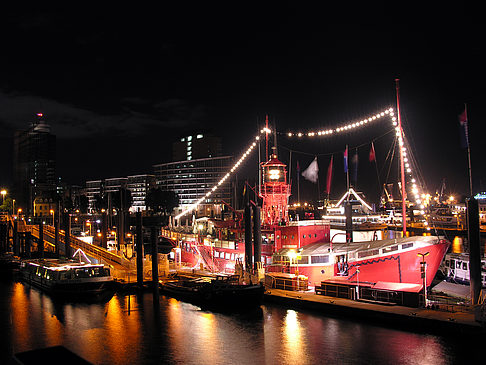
[197,134,203,139]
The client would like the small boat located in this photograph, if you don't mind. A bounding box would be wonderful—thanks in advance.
[439,252,486,287]
[161,274,265,311]
[19,258,114,298]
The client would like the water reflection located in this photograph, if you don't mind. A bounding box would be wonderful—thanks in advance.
[283,310,305,364]
[1,279,482,365]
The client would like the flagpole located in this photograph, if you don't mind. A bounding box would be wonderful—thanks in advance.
[465,103,473,196]
[298,162,300,204]
[346,144,350,199]
[395,78,407,236]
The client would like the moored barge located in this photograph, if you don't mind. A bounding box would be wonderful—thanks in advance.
[20,259,114,298]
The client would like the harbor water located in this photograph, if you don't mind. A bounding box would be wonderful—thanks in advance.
[0,277,483,365]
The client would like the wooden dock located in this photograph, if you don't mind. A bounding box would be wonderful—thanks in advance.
[264,288,485,334]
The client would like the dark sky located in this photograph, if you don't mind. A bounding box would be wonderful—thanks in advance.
[1,4,484,203]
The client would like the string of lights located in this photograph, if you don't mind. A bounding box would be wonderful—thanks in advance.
[283,106,426,208]
[175,127,271,220]
[285,108,395,137]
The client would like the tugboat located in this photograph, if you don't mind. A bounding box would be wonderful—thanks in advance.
[161,274,264,311]
[19,258,114,298]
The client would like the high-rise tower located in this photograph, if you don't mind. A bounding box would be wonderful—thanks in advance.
[13,113,56,213]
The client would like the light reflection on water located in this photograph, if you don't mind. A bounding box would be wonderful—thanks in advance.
[0,279,482,365]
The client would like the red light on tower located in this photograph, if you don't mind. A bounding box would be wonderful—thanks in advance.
[261,154,291,226]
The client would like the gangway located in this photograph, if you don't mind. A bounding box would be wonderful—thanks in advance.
[24,223,125,267]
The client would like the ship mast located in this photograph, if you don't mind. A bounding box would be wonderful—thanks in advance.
[395,79,407,236]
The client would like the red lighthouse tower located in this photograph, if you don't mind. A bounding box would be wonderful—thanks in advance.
[261,154,291,227]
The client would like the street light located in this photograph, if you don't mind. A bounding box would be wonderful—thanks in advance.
[417,251,430,307]
[287,249,296,274]
[1,190,6,204]
[50,209,55,226]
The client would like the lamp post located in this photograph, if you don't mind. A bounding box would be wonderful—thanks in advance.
[287,249,296,274]
[50,209,55,226]
[1,190,6,204]
[417,252,429,307]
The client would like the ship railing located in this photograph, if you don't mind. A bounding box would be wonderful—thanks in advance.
[427,293,471,313]
[28,224,124,267]
[264,274,308,291]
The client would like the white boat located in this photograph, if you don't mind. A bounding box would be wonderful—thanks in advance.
[439,252,486,287]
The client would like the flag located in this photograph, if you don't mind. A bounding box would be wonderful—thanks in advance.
[325,155,333,194]
[352,149,358,184]
[302,157,319,183]
[459,107,469,149]
[343,146,348,173]
[369,142,376,162]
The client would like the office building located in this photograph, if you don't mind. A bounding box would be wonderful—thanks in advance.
[127,174,155,212]
[153,156,233,217]
[13,113,56,212]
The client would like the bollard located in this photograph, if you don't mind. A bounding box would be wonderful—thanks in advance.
[64,213,71,258]
[151,226,159,298]
[252,204,262,270]
[25,232,31,258]
[54,215,60,258]
[13,221,19,256]
[101,212,108,249]
[136,212,144,288]
[244,199,252,272]
[39,221,44,259]
[467,197,481,305]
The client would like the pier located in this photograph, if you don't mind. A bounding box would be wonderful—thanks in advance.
[264,288,484,334]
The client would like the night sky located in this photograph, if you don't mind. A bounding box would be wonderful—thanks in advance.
[1,4,484,203]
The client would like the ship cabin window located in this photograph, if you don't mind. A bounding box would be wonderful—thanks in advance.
[74,268,95,278]
[463,262,468,270]
[311,255,329,264]
[383,245,398,253]
[358,249,380,259]
[60,271,72,280]
[225,253,231,260]
[296,256,309,265]
[274,255,290,264]
[314,234,317,238]
[456,261,462,269]
[291,235,294,240]
[401,243,413,250]
[214,251,219,258]
[445,260,450,267]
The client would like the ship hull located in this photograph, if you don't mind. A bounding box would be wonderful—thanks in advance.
[269,236,450,288]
